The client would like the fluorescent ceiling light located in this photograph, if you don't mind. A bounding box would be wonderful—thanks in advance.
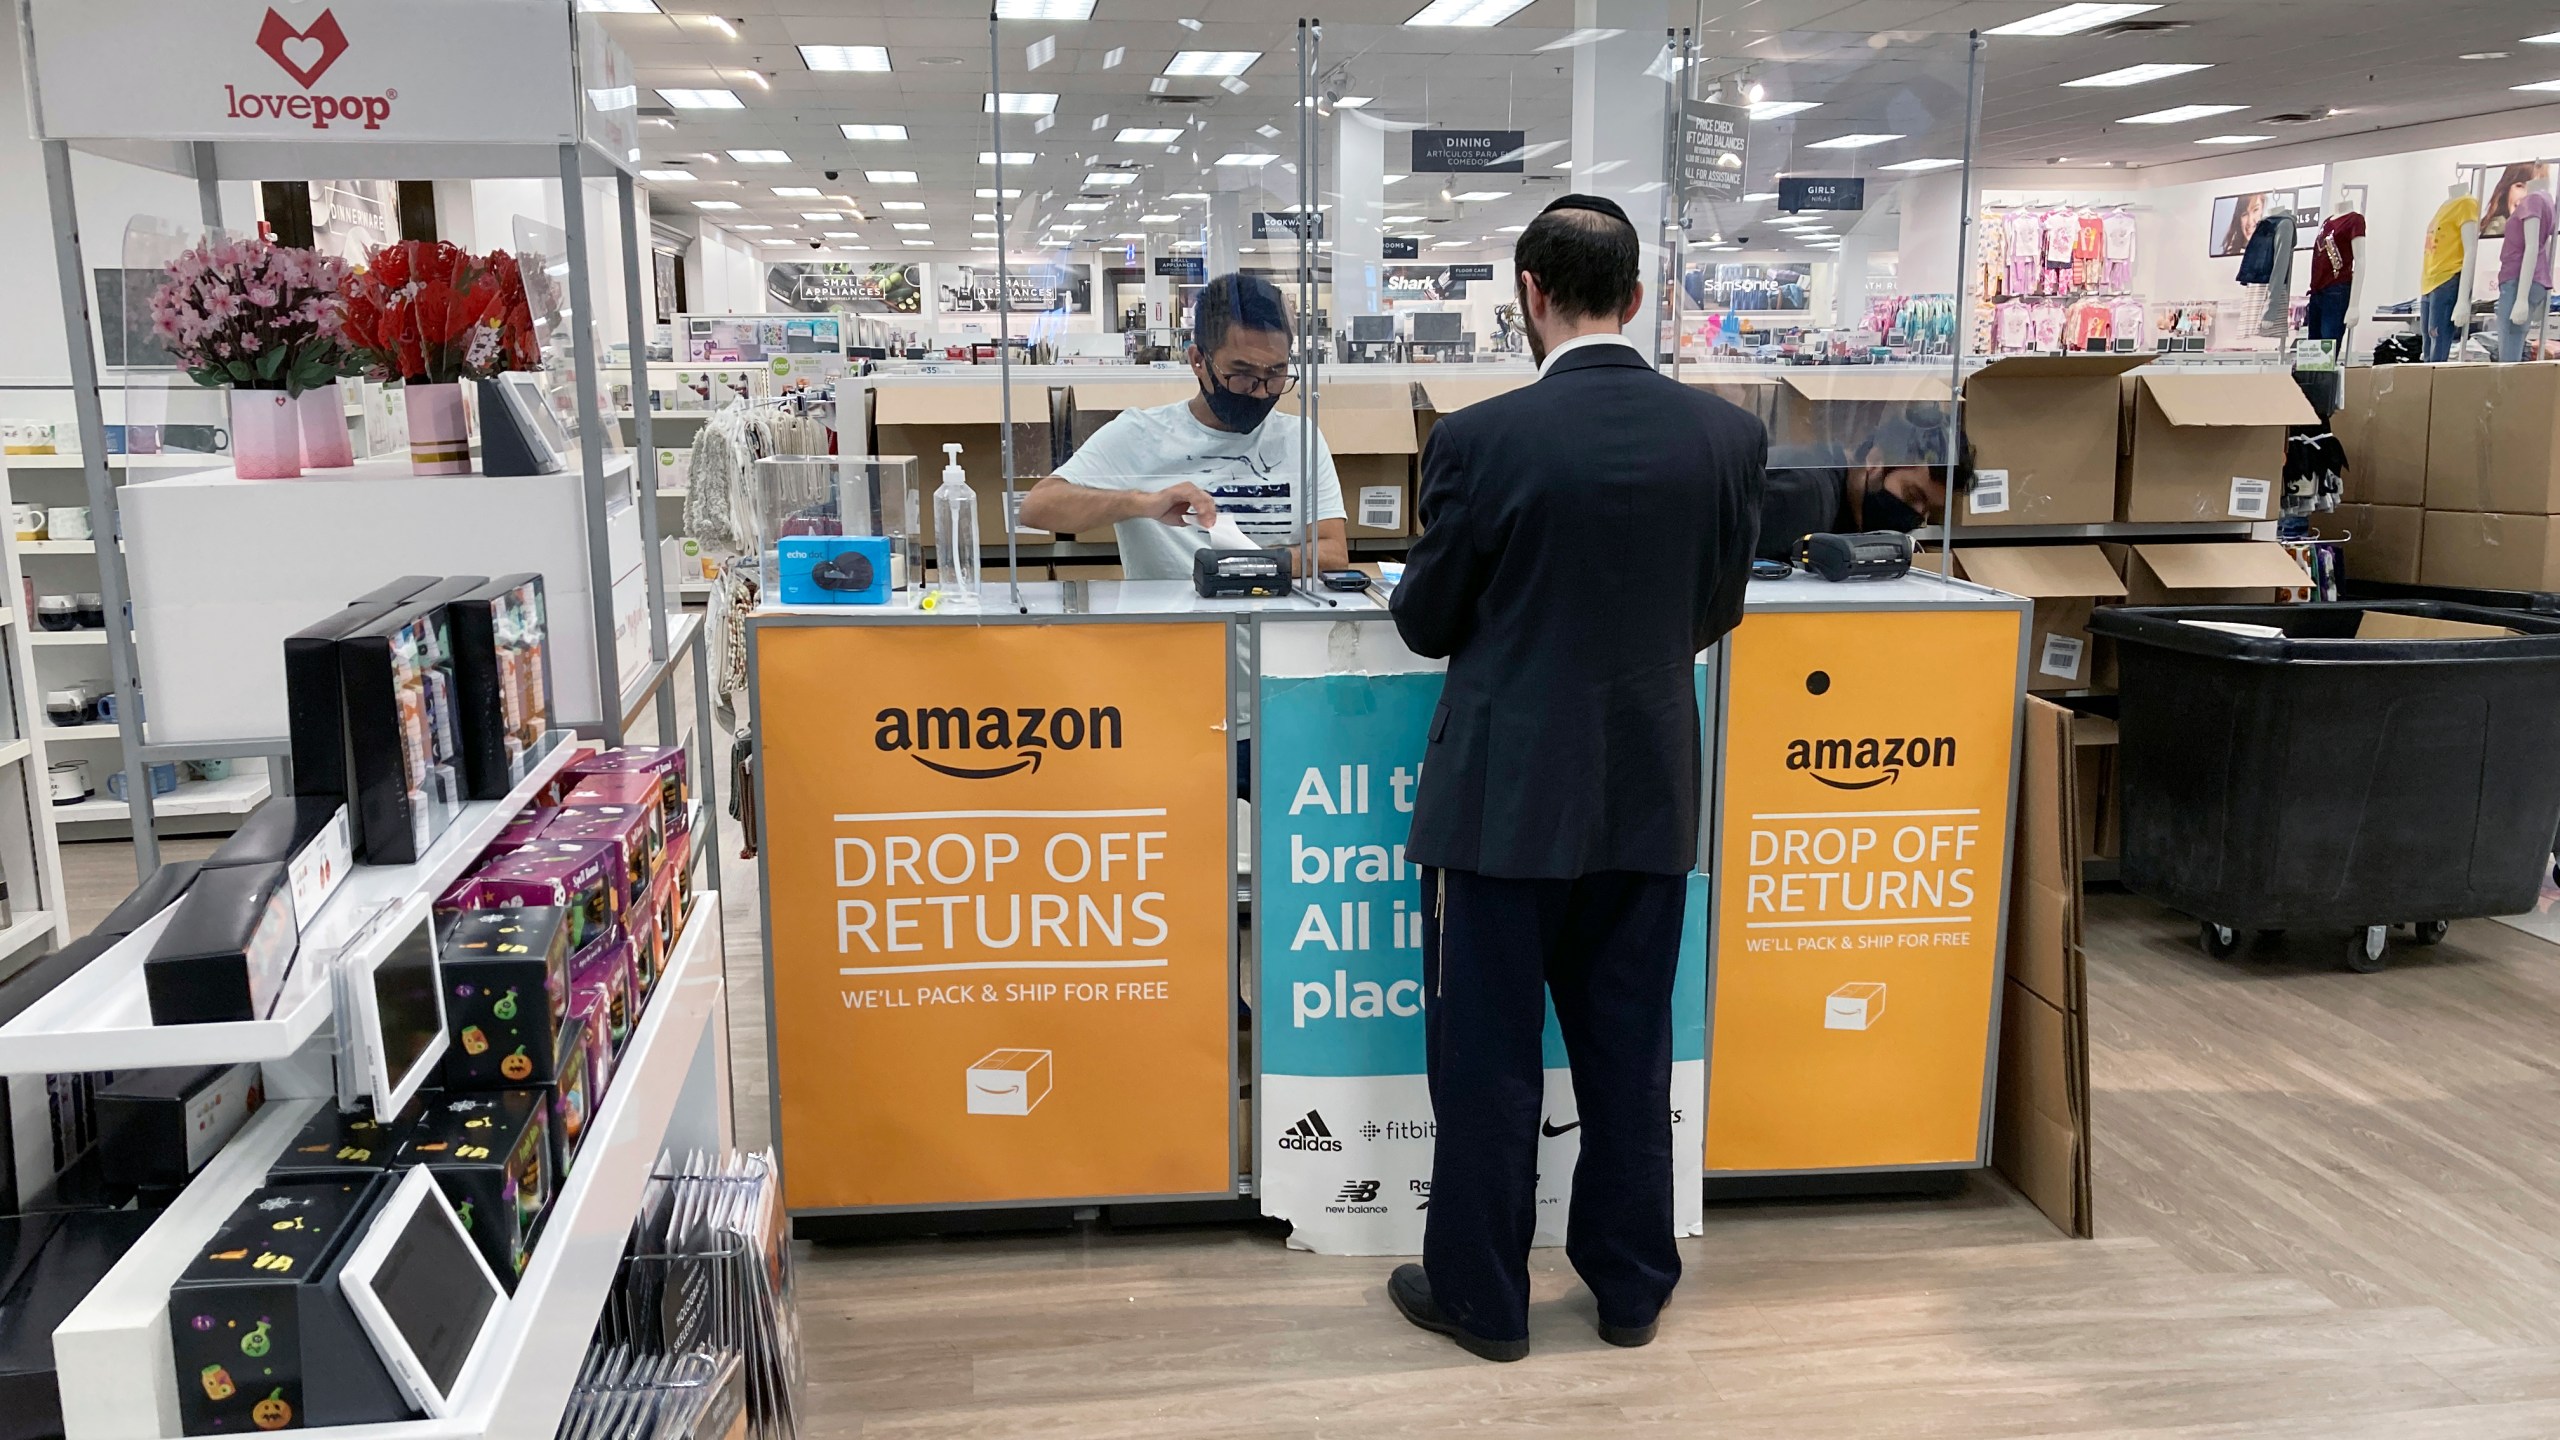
[2119,104,2246,123]
[977,188,1024,198]
[824,231,860,238]
[1164,51,1260,76]
[1405,0,1537,26]
[1335,96,1372,108]
[840,245,871,250]
[881,200,925,210]
[2194,134,2272,145]
[1431,240,1470,248]
[1051,223,1086,233]
[840,123,909,140]
[893,222,930,231]
[1495,224,1525,232]
[1986,4,2160,37]
[1706,244,1741,252]
[733,224,772,231]
[1452,189,1508,202]
[2530,31,2560,43]
[656,88,741,110]
[1805,133,1903,149]
[1382,174,1408,185]
[1382,214,1424,224]
[867,170,919,183]
[691,199,740,210]
[982,151,1036,165]
[758,239,793,247]
[995,0,1096,16]
[1215,153,1276,166]
[975,212,995,220]
[639,168,695,182]
[904,240,933,247]
[1748,100,1820,120]
[1065,201,1111,211]
[579,0,661,12]
[975,231,999,239]
[1084,171,1138,185]
[771,185,821,196]
[1114,232,1144,239]
[1881,157,1963,172]
[1167,191,1210,200]
[1139,213,1180,222]
[802,212,842,220]
[2513,79,2560,92]
[797,44,890,72]
[1117,127,1183,143]
[727,149,790,163]
[2064,62,2209,88]
[1741,191,1777,201]
[986,92,1060,114]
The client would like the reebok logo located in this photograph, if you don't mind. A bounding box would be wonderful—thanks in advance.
[256,8,347,88]
[1786,734,1957,791]
[230,8,393,131]
[875,704,1123,781]
[1276,1110,1342,1153]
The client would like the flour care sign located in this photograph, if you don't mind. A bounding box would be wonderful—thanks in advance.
[28,0,585,143]
[1254,617,1706,1256]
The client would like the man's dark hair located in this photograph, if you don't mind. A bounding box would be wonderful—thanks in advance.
[1193,271,1293,357]
[1514,198,1640,320]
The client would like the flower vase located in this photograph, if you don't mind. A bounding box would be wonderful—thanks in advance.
[294,381,355,468]
[229,389,301,480]
[404,381,472,475]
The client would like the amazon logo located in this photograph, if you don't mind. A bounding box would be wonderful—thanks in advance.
[1785,734,1957,790]
[874,704,1123,780]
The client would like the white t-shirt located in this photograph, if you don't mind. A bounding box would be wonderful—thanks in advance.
[1054,398,1346,581]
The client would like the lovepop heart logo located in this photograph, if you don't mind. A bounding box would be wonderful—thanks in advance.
[255,8,348,90]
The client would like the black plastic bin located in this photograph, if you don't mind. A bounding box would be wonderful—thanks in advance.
[2338,578,2560,614]
[2086,600,2560,972]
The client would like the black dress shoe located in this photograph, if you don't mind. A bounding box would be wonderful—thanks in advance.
[1388,1264,1530,1363]
[1597,1317,1658,1348]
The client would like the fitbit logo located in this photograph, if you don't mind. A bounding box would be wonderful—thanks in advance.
[1785,734,1957,791]
[874,704,1124,781]
[230,9,395,131]
[1276,1110,1343,1152]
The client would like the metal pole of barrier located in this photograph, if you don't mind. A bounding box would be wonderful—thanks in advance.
[989,7,1024,613]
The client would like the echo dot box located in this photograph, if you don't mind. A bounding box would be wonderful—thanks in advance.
[775,535,890,606]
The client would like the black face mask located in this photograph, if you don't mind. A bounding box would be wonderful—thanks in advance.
[1200,376,1281,433]
[1863,484,1927,533]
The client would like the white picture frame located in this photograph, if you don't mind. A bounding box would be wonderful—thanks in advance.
[344,895,449,1123]
[338,1165,508,1418]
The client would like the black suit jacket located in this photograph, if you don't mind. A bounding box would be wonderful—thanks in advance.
[1391,342,1766,879]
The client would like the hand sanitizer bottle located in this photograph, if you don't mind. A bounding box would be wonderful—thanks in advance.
[934,443,980,605]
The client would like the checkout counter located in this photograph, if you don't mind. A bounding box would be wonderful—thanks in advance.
[749,572,2028,1251]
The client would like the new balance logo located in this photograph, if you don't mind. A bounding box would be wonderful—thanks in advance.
[1336,1180,1380,1203]
[1277,1110,1342,1153]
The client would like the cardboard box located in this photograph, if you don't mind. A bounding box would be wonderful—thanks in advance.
[2072,714,2119,862]
[1822,981,1887,1031]
[1946,545,2127,693]
[871,381,1057,545]
[965,1047,1054,1116]
[1993,697,2092,1239]
[1771,370,1954,456]
[1283,383,1418,539]
[97,1063,263,1193]
[1681,372,1779,427]
[2334,365,2432,507]
[2116,370,2314,522]
[2419,511,2560,592]
[1960,355,2151,527]
[2424,363,2560,513]
[1414,373,1533,457]
[394,1090,553,1286]
[2105,541,2313,606]
[2325,503,2423,584]
[2356,611,2519,641]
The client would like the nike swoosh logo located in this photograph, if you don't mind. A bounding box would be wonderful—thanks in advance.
[1810,768,1899,791]
[1540,1118,1582,1137]
[913,749,1045,781]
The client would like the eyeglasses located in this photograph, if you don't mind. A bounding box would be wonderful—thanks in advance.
[1212,366,1297,399]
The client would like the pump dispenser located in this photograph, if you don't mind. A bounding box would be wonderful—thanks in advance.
[934,443,980,604]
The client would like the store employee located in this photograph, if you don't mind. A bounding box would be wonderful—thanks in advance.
[1757,411,1969,561]
[1019,272,1348,577]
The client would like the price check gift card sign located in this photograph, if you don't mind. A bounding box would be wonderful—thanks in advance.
[754,620,1235,1212]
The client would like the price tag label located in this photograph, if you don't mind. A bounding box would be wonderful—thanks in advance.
[1968,468,2011,516]
[1358,486,1404,531]
[2038,632,2086,681]
[2229,476,2271,520]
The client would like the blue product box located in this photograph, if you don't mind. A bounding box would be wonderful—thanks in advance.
[775,535,891,606]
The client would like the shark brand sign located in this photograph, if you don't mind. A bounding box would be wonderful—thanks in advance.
[29,0,588,144]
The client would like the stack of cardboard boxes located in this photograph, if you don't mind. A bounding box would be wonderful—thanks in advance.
[2328,364,2430,584]
[2345,364,2560,594]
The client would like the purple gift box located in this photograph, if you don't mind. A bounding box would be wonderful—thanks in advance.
[540,804,661,913]
[572,933,638,1057]
[567,746,689,840]
[470,839,616,965]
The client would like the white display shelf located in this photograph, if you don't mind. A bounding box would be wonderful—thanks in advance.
[52,773,272,821]
[0,607,16,628]
[0,741,589,1073]
[53,893,729,1440]
[613,408,716,420]
[2,453,226,470]
[0,737,30,768]
[42,723,118,740]
[21,539,94,554]
[0,907,58,958]
[29,629,106,646]
[616,613,704,732]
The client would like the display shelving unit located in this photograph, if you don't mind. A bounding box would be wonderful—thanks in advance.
[0,495,75,979]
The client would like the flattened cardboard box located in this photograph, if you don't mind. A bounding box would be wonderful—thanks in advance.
[2425,364,2560,514]
[1993,698,2092,1239]
[1771,370,1953,456]
[2334,365,2431,508]
[2419,511,2560,593]
[1282,383,1419,539]
[2325,503,2423,585]
[2073,714,2119,863]
[2116,371,2313,523]
[873,381,1058,545]
[2104,540,2312,607]
[1945,544,2126,694]
[1960,355,2150,528]
[1415,373,1533,456]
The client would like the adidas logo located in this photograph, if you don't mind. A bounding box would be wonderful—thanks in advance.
[1276,1109,1343,1153]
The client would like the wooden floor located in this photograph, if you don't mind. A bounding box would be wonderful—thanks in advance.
[59,820,2560,1437]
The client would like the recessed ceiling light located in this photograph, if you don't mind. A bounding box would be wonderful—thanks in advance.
[1334,96,1373,108]
[1405,0,1537,26]
[579,0,662,12]
[759,238,794,247]
[986,92,1059,114]
[1748,100,1819,120]
[1706,243,1742,252]
[2194,134,2273,145]
[797,44,890,72]
[656,88,742,110]
[2461,52,2512,61]
[840,123,909,140]
[1114,232,1144,239]
[1084,171,1138,185]
[1139,212,1180,222]
[995,0,1096,16]
[639,169,696,182]
[840,245,871,250]
[1065,201,1111,211]
[1214,153,1276,167]
[1164,51,1260,76]
[1117,127,1184,144]
[1986,3,2161,37]
[881,200,924,211]
[2064,62,2210,88]
[1740,191,1778,201]
[867,170,919,183]
[905,239,934,247]
[1452,189,1508,201]
[733,224,772,231]
[1431,240,1471,248]
[802,212,842,220]
[2120,104,2246,123]
[2513,78,2560,92]
[1495,224,1526,232]
[1167,191,1210,200]
[727,149,790,163]
[974,231,999,239]
[893,222,930,231]
[691,199,741,210]
[2530,31,2560,44]
[1382,215,1424,224]
[976,188,1024,198]
[982,151,1036,165]
[824,231,860,238]
[771,185,821,197]
[1051,223,1086,233]
[1805,133,1903,149]
[1880,157,1963,172]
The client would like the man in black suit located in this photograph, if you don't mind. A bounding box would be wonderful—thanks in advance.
[1384,194,1766,1362]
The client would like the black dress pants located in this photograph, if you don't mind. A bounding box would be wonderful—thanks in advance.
[1419,865,1687,1342]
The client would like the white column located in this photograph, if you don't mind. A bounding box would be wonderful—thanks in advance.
[1571,0,1671,348]
[1896,170,1965,298]
[1832,235,1873,330]
[1333,109,1387,329]
[1208,190,1244,279]
[1142,241,1173,329]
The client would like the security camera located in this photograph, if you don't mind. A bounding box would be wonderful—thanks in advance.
[809,239,823,249]
[824,169,840,181]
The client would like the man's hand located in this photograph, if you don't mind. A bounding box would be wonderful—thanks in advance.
[1138,482,1218,530]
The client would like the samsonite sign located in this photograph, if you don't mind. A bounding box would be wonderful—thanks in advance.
[28,0,580,143]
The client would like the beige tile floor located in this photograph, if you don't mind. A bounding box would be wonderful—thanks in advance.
[61,815,2560,1438]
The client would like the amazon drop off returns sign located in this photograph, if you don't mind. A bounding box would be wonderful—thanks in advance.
[753,619,1234,1213]
[1707,606,2022,1175]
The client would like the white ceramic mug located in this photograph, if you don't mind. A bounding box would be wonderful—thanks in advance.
[11,505,43,540]
[45,507,90,541]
